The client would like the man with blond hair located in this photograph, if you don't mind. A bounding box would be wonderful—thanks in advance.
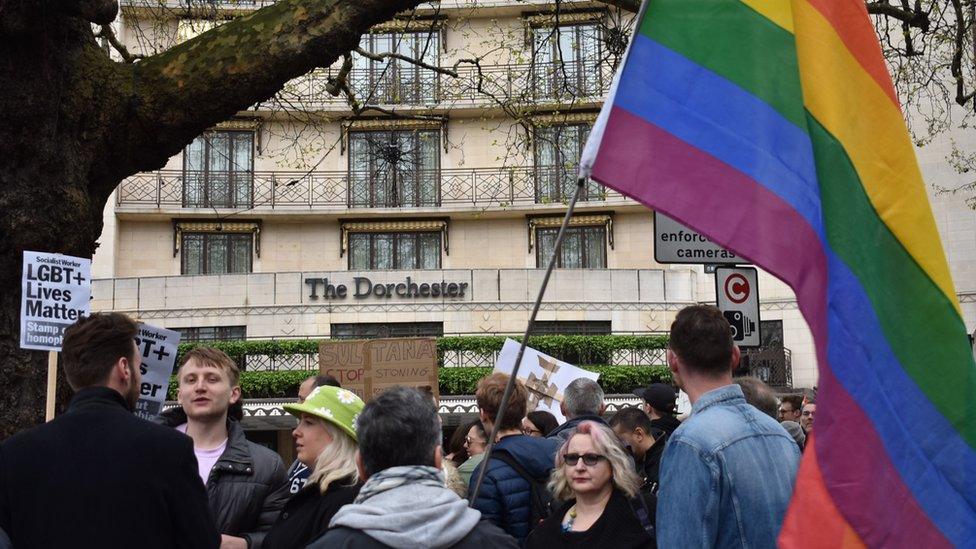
[158,346,288,549]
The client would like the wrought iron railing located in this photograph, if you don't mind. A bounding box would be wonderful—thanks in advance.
[116,166,628,209]
[270,60,614,109]
[741,347,793,389]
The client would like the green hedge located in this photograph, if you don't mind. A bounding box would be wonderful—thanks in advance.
[168,365,672,400]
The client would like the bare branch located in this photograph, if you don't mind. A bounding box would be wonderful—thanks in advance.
[353,47,459,77]
[866,1,930,32]
[95,25,144,64]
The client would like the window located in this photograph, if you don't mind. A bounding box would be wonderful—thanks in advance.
[534,124,603,202]
[181,232,253,275]
[532,23,603,99]
[348,231,441,270]
[172,326,247,342]
[331,322,444,339]
[536,225,607,268]
[349,129,440,207]
[353,32,439,104]
[183,130,253,208]
[532,321,611,335]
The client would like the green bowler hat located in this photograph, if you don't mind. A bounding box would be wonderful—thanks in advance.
[283,385,365,442]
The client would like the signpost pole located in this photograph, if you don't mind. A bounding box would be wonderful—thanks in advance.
[45,351,58,422]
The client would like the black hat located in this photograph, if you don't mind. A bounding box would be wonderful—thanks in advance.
[634,383,677,413]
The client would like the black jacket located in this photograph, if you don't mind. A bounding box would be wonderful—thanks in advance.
[263,476,362,549]
[650,415,681,436]
[158,407,289,548]
[0,387,219,549]
[315,520,519,548]
[525,489,654,549]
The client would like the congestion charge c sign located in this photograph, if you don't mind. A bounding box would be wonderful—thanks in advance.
[724,274,750,304]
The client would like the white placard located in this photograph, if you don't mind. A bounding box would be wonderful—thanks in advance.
[134,323,181,420]
[20,251,92,351]
[493,338,599,424]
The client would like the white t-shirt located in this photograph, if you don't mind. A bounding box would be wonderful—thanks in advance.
[176,423,228,485]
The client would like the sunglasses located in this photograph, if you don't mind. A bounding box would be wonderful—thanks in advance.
[563,453,607,467]
[465,436,485,445]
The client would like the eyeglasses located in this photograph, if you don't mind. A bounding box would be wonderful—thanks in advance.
[465,436,485,445]
[801,411,815,417]
[563,453,607,467]
[522,427,541,436]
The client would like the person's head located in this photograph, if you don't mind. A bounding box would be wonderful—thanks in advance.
[549,421,641,501]
[781,420,806,451]
[522,410,559,437]
[667,305,740,388]
[560,378,605,420]
[176,346,241,423]
[284,385,364,493]
[61,313,140,407]
[609,407,659,459]
[734,376,779,419]
[633,383,677,419]
[779,395,804,422]
[801,402,816,432]
[463,421,488,457]
[356,386,442,478]
[298,374,341,403]
[475,373,528,433]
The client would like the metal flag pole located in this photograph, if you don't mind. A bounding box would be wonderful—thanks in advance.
[469,177,587,505]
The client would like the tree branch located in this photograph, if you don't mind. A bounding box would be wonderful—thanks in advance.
[866,1,930,32]
[95,24,143,63]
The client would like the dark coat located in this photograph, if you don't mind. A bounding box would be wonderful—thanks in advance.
[546,415,609,446]
[314,520,519,548]
[157,407,289,549]
[525,489,654,549]
[650,415,681,436]
[0,387,220,549]
[262,476,361,549]
[468,435,560,543]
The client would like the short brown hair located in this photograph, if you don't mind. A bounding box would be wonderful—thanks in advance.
[61,313,138,391]
[476,373,527,430]
[669,305,734,377]
[179,346,240,386]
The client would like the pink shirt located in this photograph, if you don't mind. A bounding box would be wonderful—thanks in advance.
[176,423,227,485]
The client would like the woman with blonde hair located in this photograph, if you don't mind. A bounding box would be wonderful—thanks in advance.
[525,421,654,548]
[264,386,365,549]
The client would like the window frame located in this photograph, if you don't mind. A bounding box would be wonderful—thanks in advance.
[331,322,444,339]
[347,230,442,270]
[348,129,441,208]
[182,130,255,209]
[354,31,440,104]
[180,231,254,275]
[535,224,608,269]
[533,123,603,202]
[530,22,604,99]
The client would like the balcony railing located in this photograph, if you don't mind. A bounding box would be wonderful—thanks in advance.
[116,166,627,209]
[270,60,614,110]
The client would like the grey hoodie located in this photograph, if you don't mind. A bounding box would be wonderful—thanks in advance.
[327,469,483,549]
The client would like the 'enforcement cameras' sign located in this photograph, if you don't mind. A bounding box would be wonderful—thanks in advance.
[20,251,92,352]
[134,324,181,420]
[715,267,761,348]
[654,213,747,265]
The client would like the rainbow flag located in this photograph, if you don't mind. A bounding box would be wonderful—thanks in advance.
[580,0,976,546]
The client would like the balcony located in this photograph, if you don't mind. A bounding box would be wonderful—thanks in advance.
[267,60,614,111]
[116,166,630,211]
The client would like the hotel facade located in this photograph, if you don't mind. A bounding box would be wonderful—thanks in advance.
[92,0,976,434]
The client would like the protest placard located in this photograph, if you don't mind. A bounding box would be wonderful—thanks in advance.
[493,338,599,423]
[20,251,91,351]
[319,338,439,402]
[133,323,181,420]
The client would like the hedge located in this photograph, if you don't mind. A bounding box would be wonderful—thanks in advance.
[167,365,672,400]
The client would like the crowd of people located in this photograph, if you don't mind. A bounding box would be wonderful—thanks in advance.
[0,305,814,548]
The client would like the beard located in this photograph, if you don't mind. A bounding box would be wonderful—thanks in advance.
[125,364,140,410]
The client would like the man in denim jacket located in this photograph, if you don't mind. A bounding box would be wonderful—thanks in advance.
[657,305,800,548]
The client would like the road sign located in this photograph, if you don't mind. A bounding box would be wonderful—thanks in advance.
[654,212,747,264]
[715,267,761,348]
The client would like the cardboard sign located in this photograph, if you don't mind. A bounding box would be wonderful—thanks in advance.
[319,338,439,402]
[493,338,599,423]
[20,251,92,351]
[133,323,181,420]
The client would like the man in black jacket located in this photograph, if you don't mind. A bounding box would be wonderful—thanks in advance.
[309,387,518,548]
[158,346,288,549]
[0,313,219,549]
[610,407,668,496]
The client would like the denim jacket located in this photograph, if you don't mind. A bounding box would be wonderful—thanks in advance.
[656,385,799,548]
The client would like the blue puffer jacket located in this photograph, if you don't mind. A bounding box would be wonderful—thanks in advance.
[468,435,560,544]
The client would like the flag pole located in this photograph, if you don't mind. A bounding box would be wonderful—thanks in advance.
[469,177,587,505]
[45,351,58,421]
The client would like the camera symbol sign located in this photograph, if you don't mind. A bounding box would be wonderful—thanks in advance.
[724,274,750,304]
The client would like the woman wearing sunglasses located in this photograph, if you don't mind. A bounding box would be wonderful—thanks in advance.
[526,421,654,548]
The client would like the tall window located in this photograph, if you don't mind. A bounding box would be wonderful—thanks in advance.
[331,322,444,339]
[532,23,603,99]
[353,32,439,104]
[349,130,440,207]
[348,231,441,270]
[534,124,603,202]
[181,232,253,275]
[537,225,607,268]
[183,130,253,208]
